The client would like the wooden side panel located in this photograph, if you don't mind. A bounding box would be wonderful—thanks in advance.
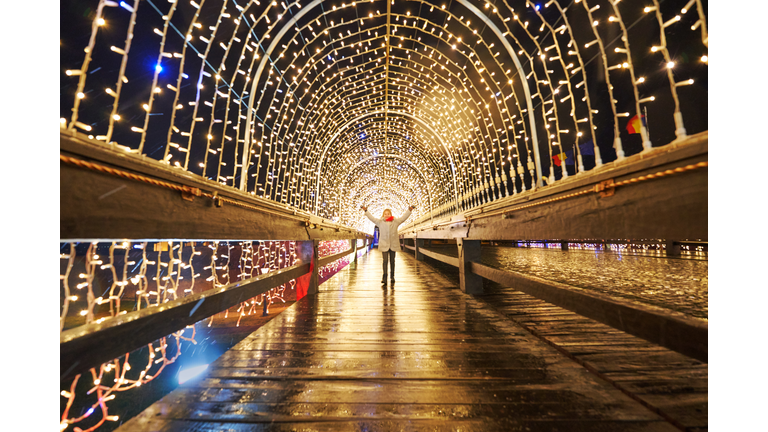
[402,134,708,241]
[468,167,707,241]
[61,162,313,241]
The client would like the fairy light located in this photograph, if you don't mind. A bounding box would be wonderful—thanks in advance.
[60,239,321,430]
[60,3,708,407]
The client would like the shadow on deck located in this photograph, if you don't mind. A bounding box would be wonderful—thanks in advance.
[118,248,705,431]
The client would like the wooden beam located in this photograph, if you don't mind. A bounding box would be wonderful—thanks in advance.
[317,246,355,267]
[417,248,459,268]
[402,132,707,241]
[61,131,367,241]
[60,261,310,381]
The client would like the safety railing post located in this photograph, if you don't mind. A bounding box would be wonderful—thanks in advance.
[666,240,680,257]
[415,238,425,261]
[351,238,358,269]
[457,239,483,294]
[310,240,320,293]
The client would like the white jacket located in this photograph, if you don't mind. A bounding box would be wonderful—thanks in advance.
[365,209,412,252]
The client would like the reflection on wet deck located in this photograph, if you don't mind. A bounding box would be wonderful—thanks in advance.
[119,250,701,431]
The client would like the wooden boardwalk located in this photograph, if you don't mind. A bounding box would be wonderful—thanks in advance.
[118,249,703,431]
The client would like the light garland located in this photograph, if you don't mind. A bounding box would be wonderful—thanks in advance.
[59,238,360,431]
[59,239,305,431]
[62,0,707,228]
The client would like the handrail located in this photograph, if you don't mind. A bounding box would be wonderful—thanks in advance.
[318,246,355,267]
[399,131,708,235]
[417,247,459,267]
[61,130,371,241]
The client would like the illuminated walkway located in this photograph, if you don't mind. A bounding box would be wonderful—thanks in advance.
[118,249,690,431]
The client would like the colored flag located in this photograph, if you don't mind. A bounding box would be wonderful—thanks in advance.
[552,152,568,166]
[579,140,595,156]
[626,114,645,134]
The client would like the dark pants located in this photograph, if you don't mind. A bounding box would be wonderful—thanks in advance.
[381,250,396,278]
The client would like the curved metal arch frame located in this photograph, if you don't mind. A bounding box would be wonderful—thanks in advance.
[340,153,436,222]
[313,110,459,215]
[242,0,542,212]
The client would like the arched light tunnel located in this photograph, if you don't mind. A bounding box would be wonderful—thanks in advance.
[61,0,708,236]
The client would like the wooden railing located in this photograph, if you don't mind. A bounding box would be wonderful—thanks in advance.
[400,239,707,363]
[60,238,366,381]
[60,131,372,381]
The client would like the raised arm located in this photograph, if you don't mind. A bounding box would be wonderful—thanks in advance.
[363,207,381,225]
[393,206,413,225]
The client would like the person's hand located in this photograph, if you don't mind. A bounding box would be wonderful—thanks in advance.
[361,205,367,211]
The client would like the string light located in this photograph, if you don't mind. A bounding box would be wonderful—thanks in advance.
[58,238,365,430]
[60,0,707,422]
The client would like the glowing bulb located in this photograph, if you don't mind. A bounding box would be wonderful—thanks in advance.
[97,17,105,26]
[666,61,675,69]
[76,92,85,99]
[701,55,708,62]
[112,114,121,121]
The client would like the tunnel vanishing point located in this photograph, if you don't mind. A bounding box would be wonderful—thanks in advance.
[60,0,708,430]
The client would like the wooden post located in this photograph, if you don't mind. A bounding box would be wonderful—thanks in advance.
[666,240,680,257]
[352,238,358,268]
[296,240,320,296]
[415,238,425,261]
[311,240,320,293]
[561,240,569,251]
[457,239,483,294]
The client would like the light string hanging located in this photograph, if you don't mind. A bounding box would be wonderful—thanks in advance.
[62,0,707,246]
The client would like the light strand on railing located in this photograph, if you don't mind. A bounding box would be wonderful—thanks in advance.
[60,239,299,430]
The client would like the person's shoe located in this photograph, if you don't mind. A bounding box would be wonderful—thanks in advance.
[390,278,395,283]
[381,275,387,284]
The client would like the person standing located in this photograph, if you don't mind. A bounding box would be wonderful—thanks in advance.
[362,205,414,284]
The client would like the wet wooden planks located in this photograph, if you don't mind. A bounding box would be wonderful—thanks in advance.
[477,286,707,431]
[119,250,684,431]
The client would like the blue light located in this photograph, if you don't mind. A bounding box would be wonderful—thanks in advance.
[179,364,209,384]
[536,4,541,10]
[155,64,163,73]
